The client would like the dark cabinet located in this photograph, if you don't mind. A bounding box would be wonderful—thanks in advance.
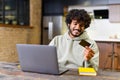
[96,41,120,70]
[43,0,64,16]
[43,0,109,16]
[0,0,3,23]
[0,0,29,25]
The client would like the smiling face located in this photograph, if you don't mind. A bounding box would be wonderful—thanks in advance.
[68,20,85,38]
[65,9,91,38]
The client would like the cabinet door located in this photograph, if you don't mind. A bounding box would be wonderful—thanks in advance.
[97,42,112,69]
[18,0,29,25]
[0,0,3,23]
[0,0,29,25]
[4,0,17,24]
[114,43,120,70]
[97,42,120,70]
[109,0,120,4]
[92,0,108,5]
[109,4,120,22]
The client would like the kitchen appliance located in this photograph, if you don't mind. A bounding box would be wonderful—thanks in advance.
[42,16,63,44]
[94,9,109,19]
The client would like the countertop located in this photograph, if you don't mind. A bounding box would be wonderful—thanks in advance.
[0,62,120,80]
[94,38,120,42]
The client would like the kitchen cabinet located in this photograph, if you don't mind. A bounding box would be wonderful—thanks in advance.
[92,0,108,5]
[43,0,64,16]
[109,0,120,4]
[43,0,109,16]
[96,41,120,70]
[109,4,120,22]
[0,0,29,25]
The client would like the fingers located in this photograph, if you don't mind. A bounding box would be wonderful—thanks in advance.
[84,46,95,61]
[84,51,93,61]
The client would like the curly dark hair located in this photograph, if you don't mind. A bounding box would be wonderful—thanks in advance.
[65,9,91,29]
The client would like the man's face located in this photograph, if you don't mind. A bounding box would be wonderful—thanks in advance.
[68,20,85,38]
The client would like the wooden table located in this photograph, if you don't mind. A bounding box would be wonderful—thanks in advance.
[0,62,119,80]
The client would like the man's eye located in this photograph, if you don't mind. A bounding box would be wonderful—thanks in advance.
[74,23,77,25]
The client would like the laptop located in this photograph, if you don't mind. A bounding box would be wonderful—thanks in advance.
[16,44,68,75]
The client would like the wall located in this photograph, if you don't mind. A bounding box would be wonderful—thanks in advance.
[86,19,120,39]
[0,0,42,62]
[0,27,29,62]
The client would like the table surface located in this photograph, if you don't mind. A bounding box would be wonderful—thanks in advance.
[0,62,120,80]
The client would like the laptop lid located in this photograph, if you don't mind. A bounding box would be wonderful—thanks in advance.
[16,44,66,75]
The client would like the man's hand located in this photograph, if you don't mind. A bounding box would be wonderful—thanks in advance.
[84,46,95,61]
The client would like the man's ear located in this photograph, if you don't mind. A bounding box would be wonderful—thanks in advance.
[67,24,70,29]
[67,24,70,27]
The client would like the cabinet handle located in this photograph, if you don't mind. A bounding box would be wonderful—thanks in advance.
[48,22,53,40]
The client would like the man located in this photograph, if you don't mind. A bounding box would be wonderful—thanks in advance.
[49,9,99,71]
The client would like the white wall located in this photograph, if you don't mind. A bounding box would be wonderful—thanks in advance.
[68,5,120,40]
[86,19,120,40]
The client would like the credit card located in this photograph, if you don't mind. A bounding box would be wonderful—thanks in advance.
[79,40,91,47]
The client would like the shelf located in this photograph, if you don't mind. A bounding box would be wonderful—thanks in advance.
[0,0,29,26]
[0,23,33,29]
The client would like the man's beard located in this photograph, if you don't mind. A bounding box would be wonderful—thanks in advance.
[69,28,83,37]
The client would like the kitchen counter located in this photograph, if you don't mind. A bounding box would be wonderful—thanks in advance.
[94,38,120,42]
[0,62,120,80]
[95,38,120,70]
